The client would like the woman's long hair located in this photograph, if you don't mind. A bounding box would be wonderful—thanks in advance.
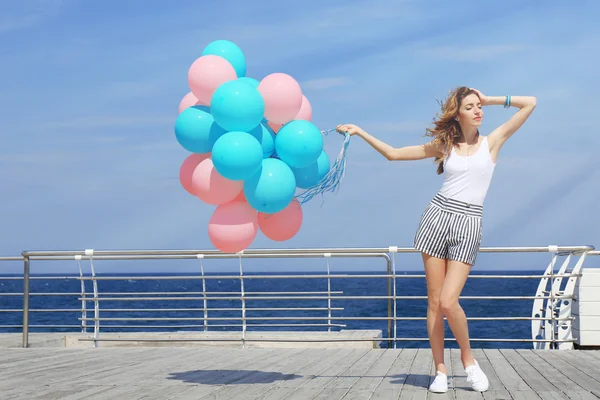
[425,86,480,175]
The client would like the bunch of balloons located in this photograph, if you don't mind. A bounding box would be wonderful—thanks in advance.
[175,40,333,253]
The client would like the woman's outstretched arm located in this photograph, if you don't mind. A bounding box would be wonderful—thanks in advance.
[336,124,443,161]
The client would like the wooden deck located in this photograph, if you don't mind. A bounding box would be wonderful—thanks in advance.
[1,347,599,399]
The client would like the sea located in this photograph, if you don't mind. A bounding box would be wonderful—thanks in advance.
[0,270,543,349]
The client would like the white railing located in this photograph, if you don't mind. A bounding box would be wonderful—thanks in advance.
[0,245,594,349]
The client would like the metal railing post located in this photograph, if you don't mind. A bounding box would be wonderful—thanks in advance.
[550,260,556,349]
[386,256,393,349]
[325,253,332,332]
[22,254,30,348]
[198,254,208,332]
[238,255,246,348]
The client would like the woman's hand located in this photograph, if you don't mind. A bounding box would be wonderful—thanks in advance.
[470,88,489,105]
[336,124,364,136]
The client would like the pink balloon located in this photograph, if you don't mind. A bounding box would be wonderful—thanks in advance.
[179,153,210,195]
[258,199,303,241]
[258,73,303,124]
[178,92,201,113]
[188,55,237,106]
[208,201,258,253]
[294,95,312,121]
[232,190,246,202]
[267,120,283,133]
[192,158,243,205]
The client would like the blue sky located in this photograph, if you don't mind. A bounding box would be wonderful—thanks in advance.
[1,0,599,273]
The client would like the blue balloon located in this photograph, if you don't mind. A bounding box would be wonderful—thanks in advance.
[201,40,247,77]
[275,120,324,168]
[212,131,263,181]
[244,158,296,214]
[249,123,276,158]
[291,150,331,189]
[211,80,265,132]
[174,105,225,153]
[238,77,259,88]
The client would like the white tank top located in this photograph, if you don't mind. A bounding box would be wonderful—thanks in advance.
[438,136,496,206]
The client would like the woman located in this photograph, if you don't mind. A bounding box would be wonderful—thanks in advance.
[336,87,536,393]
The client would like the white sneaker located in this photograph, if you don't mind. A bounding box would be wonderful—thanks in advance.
[429,371,448,393]
[465,360,489,392]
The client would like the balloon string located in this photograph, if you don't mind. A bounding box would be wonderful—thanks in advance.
[295,128,351,206]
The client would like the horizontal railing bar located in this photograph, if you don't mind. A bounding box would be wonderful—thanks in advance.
[73,291,344,296]
[0,307,346,313]
[78,294,574,301]
[76,336,575,343]
[0,257,22,261]
[0,276,83,280]
[104,324,347,328]
[96,307,345,312]
[79,316,575,322]
[20,252,391,261]
[1,325,81,328]
[0,309,82,313]
[21,245,595,258]
[0,290,346,296]
[1,324,349,329]
[0,273,586,280]
[75,273,582,281]
[0,293,86,296]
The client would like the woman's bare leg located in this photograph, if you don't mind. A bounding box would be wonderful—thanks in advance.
[422,253,448,374]
[439,260,475,367]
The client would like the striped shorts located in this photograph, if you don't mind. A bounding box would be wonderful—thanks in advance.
[413,193,483,266]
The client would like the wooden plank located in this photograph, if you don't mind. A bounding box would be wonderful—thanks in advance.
[483,349,539,398]
[585,351,600,362]
[517,350,598,400]
[0,348,153,391]
[281,349,372,400]
[555,350,600,379]
[562,350,600,370]
[81,348,281,400]
[22,349,208,400]
[140,347,288,388]
[255,349,360,400]
[451,347,484,400]
[230,349,346,400]
[188,348,322,400]
[473,349,511,400]
[403,348,433,390]
[341,349,400,400]
[534,350,600,393]
[547,351,600,390]
[130,347,283,400]
[395,347,433,399]
[3,347,600,400]
[309,349,384,399]
[370,348,417,399]
[499,349,559,395]
[425,348,454,400]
